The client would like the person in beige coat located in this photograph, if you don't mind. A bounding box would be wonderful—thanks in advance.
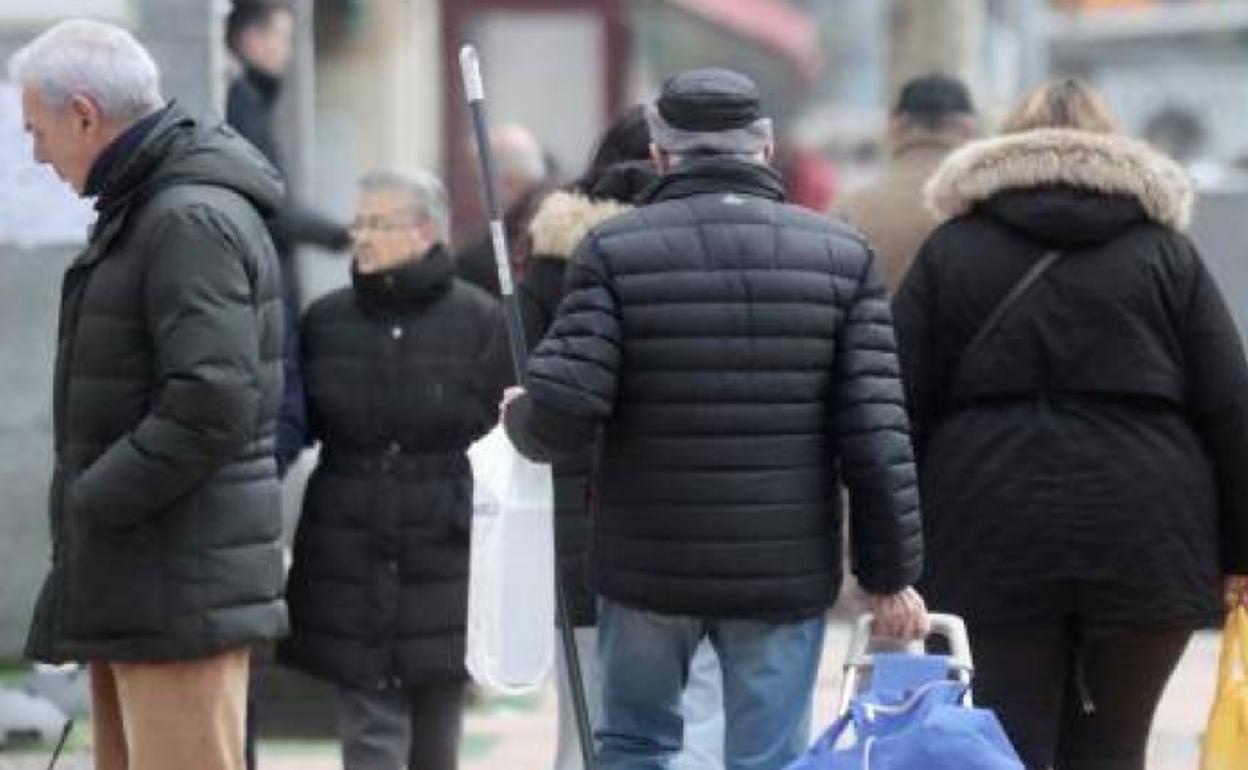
[839,74,978,293]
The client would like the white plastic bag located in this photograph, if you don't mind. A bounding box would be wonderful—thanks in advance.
[465,424,556,694]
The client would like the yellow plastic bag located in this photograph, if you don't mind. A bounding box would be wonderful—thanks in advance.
[1201,607,1248,770]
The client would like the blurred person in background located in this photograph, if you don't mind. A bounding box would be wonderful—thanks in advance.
[839,74,977,294]
[277,170,510,770]
[520,105,726,770]
[12,19,287,770]
[456,122,553,296]
[894,77,1248,770]
[226,0,351,474]
[504,68,927,770]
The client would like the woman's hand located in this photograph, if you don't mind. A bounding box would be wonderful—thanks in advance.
[1225,575,1248,612]
[868,586,931,641]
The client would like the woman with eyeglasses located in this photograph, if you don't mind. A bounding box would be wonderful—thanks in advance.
[277,170,511,770]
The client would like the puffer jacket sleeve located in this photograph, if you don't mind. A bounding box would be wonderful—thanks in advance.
[1178,239,1248,573]
[71,205,266,528]
[505,235,620,461]
[831,248,924,594]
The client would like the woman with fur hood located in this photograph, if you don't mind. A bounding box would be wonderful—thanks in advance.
[893,78,1248,770]
[521,107,725,770]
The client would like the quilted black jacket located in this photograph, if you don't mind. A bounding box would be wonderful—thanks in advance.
[506,157,923,620]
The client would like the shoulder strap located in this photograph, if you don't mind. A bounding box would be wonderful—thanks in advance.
[960,249,1064,369]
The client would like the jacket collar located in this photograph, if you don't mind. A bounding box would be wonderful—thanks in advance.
[89,103,194,223]
[891,127,965,163]
[243,65,283,104]
[924,128,1193,231]
[351,244,455,313]
[83,104,169,202]
[642,156,785,205]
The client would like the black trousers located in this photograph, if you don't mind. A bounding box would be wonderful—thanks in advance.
[970,620,1191,770]
[338,679,467,770]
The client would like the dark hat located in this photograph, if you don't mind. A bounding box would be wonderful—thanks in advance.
[656,68,762,132]
[894,74,975,117]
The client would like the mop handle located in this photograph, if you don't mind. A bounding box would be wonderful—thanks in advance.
[459,45,526,381]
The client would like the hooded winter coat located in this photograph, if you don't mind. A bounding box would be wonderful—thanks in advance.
[27,104,289,663]
[278,247,511,690]
[894,128,1248,629]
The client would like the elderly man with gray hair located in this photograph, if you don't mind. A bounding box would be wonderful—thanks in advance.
[502,69,928,770]
[10,19,287,770]
[276,170,511,770]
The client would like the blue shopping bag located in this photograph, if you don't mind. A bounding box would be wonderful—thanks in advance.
[786,654,1023,770]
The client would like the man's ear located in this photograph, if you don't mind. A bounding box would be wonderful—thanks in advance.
[68,94,101,133]
[762,141,775,164]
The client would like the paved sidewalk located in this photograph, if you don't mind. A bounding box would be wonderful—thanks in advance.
[0,625,1220,770]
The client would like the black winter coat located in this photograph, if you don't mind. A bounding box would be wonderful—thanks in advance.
[27,105,289,662]
[278,247,511,690]
[506,158,923,620]
[519,190,631,626]
[895,128,1248,629]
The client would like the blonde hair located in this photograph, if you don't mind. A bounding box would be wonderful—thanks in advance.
[1000,77,1119,135]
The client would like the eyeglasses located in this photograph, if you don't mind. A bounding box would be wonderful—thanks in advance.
[350,215,422,233]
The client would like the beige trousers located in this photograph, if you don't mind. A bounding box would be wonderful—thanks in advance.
[89,647,250,770]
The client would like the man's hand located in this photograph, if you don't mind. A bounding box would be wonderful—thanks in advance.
[500,386,525,420]
[867,586,930,641]
[1225,575,1248,612]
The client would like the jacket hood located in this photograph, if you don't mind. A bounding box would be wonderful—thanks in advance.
[98,103,285,220]
[528,190,632,261]
[924,128,1193,242]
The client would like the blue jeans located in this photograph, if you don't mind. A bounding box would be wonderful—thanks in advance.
[597,598,825,770]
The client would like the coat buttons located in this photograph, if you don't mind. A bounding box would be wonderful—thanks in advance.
[390,326,404,340]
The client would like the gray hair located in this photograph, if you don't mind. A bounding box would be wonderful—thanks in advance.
[8,19,163,123]
[645,104,773,157]
[360,170,451,243]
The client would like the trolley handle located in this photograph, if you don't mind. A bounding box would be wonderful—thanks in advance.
[837,612,975,716]
[844,612,973,672]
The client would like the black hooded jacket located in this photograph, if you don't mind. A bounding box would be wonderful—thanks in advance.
[507,157,923,620]
[895,128,1248,628]
[27,105,289,662]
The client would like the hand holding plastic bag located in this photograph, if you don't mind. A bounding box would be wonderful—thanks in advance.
[1201,606,1248,770]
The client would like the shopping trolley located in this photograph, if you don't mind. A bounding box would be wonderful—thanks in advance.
[784,612,1023,770]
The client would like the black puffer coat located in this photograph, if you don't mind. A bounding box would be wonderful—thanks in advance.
[506,157,923,621]
[278,247,510,690]
[895,128,1248,629]
[519,189,631,627]
[27,105,289,663]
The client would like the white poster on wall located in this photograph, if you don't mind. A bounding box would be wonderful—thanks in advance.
[0,83,95,248]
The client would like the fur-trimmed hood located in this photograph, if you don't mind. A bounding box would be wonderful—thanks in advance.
[925,128,1194,232]
[528,190,632,261]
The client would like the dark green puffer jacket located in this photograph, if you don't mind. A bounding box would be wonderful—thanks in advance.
[26,104,289,663]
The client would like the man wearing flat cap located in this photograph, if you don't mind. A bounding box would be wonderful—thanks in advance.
[503,69,928,770]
